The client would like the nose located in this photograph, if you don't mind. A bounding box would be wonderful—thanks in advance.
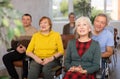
[79,25,84,29]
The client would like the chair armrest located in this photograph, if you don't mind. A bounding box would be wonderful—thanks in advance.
[52,66,62,72]
[24,56,31,61]
[52,65,62,76]
[51,56,64,77]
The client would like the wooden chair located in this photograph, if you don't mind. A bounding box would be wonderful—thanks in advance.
[60,34,75,75]
[13,60,23,67]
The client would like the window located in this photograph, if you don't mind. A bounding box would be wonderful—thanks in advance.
[73,0,91,18]
[52,0,68,21]
[52,0,116,21]
[91,0,112,14]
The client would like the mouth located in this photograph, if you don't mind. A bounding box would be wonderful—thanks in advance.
[41,26,46,29]
[80,30,85,32]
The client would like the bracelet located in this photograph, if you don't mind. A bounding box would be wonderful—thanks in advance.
[53,56,56,60]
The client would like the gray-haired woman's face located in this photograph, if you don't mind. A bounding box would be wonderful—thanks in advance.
[76,20,91,36]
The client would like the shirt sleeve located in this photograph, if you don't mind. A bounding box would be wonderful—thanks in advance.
[56,33,64,54]
[64,41,72,71]
[106,32,114,46]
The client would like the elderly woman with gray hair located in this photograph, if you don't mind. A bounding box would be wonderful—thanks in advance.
[63,16,101,79]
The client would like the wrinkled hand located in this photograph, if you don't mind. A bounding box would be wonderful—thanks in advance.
[42,57,54,65]
[68,66,76,72]
[68,65,87,74]
[75,66,87,74]
[79,69,87,74]
[16,44,26,53]
[74,66,82,72]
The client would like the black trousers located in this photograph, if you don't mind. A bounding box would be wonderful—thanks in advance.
[2,50,28,79]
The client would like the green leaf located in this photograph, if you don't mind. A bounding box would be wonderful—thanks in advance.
[17,25,25,33]
[14,28,21,36]
[14,19,22,26]
[14,19,25,34]
[0,16,2,26]
[0,0,23,47]
[2,17,9,27]
[7,27,14,40]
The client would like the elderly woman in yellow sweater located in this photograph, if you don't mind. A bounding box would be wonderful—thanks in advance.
[26,16,64,79]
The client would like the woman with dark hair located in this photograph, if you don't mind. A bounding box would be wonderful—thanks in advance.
[26,16,64,79]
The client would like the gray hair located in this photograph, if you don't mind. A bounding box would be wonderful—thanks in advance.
[74,16,92,39]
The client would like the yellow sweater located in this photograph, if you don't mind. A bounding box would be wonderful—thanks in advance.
[26,30,64,59]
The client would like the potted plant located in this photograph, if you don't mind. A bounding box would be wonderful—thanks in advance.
[0,0,24,47]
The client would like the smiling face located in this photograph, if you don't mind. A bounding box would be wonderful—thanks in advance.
[40,19,50,32]
[76,21,91,36]
[69,14,75,23]
[75,16,92,38]
[22,15,32,27]
[39,17,52,32]
[93,15,107,33]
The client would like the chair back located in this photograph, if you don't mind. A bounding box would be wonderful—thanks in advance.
[61,34,75,49]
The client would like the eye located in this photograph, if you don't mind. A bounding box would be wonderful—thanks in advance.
[44,22,47,24]
[77,24,81,27]
[83,24,87,26]
[101,21,106,25]
[95,20,99,22]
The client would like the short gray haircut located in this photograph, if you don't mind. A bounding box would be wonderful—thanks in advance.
[74,16,92,39]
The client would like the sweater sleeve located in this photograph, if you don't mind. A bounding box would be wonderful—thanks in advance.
[85,41,101,74]
[64,41,72,71]
[56,33,64,54]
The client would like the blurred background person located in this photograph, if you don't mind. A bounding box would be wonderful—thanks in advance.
[63,12,75,35]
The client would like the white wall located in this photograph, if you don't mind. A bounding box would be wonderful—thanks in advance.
[11,0,65,33]
[11,0,52,29]
[110,0,118,20]
[53,21,68,34]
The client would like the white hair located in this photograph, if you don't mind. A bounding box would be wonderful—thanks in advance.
[74,16,92,39]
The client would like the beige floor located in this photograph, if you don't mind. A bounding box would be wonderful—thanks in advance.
[0,68,9,77]
[0,67,22,79]
[0,67,44,79]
